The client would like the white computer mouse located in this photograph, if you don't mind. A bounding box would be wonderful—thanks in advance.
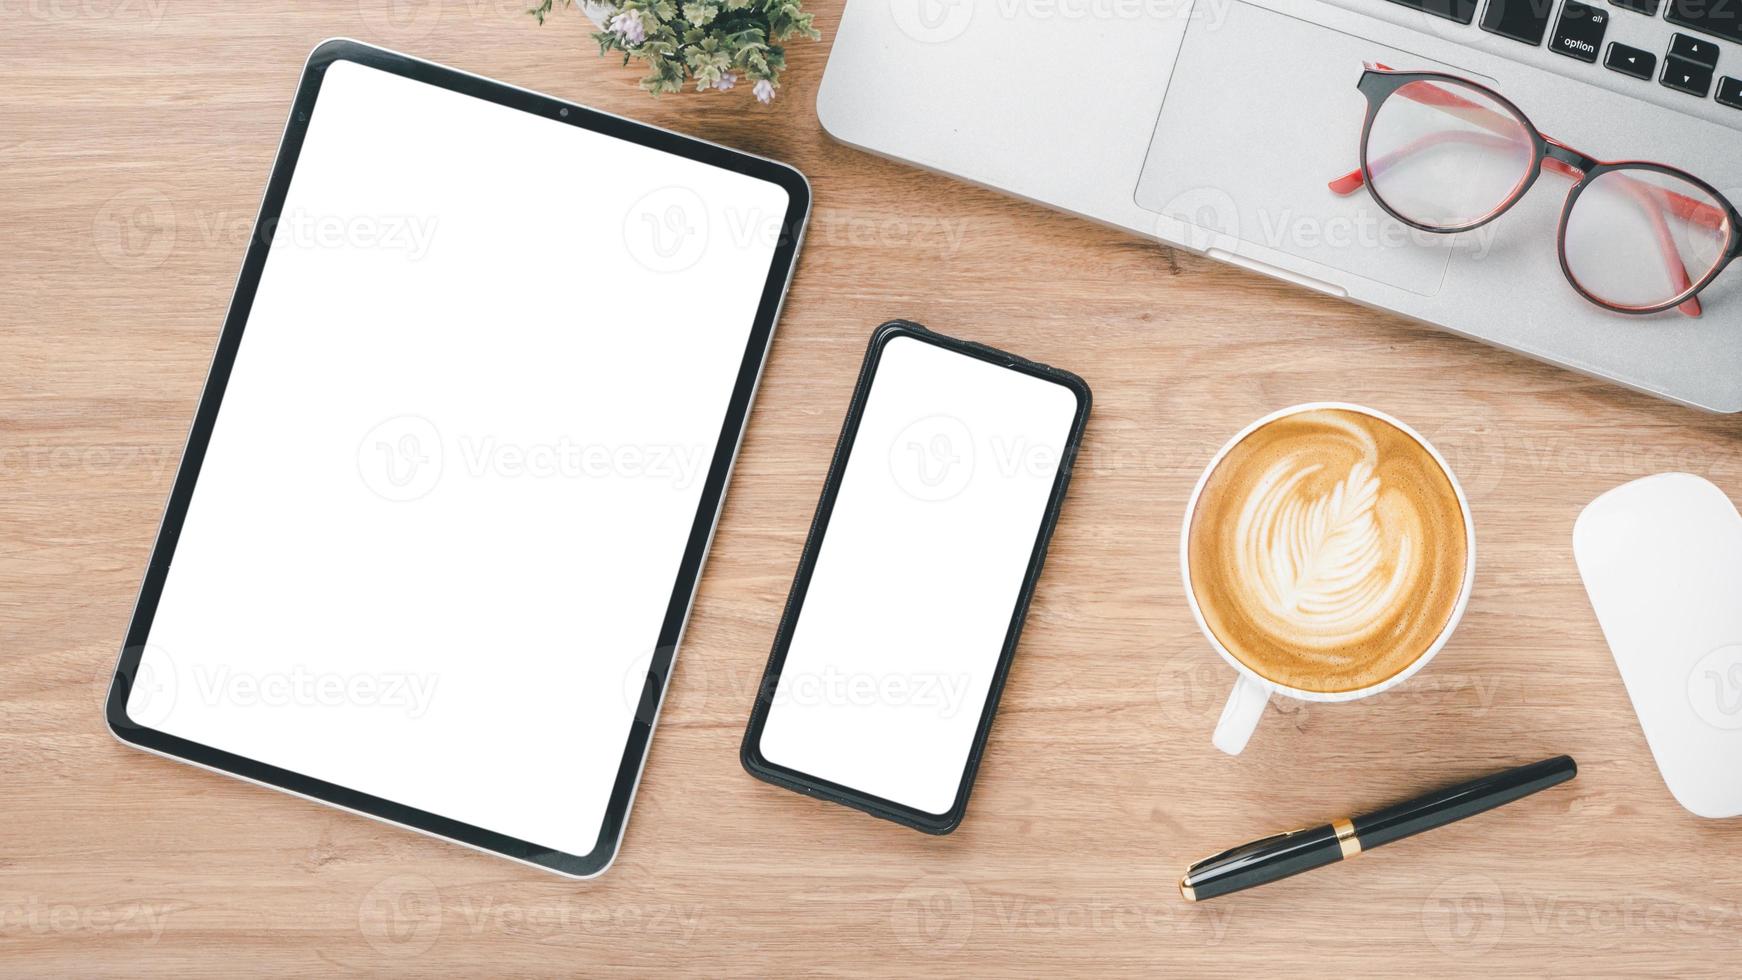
[1574,472,1742,819]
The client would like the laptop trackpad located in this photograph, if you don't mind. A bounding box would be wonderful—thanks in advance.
[1134,0,1488,297]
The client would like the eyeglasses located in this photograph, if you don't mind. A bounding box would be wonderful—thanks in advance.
[1328,65,1742,317]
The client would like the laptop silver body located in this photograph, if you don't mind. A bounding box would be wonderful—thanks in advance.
[818,0,1742,411]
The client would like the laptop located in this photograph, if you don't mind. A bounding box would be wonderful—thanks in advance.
[817,0,1742,412]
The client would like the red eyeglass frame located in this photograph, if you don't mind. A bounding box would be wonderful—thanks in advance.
[1328,65,1742,318]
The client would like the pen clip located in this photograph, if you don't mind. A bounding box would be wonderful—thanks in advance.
[1187,826,1310,872]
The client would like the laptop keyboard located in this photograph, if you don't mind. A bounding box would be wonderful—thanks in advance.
[1381,0,1742,108]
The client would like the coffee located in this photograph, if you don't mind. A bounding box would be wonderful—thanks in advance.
[1186,408,1468,694]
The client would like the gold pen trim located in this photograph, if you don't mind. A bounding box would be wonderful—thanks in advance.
[1178,876,1197,902]
[1332,817,1361,858]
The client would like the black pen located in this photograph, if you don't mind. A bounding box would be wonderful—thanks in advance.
[1179,755,1577,902]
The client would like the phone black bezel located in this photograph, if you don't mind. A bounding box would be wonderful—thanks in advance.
[103,38,811,878]
[739,320,1091,834]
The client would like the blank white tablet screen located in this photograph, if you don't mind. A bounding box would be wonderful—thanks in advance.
[756,336,1078,815]
[129,59,789,856]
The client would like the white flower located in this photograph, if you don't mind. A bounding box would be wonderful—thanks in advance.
[607,10,646,45]
[713,72,737,91]
[753,78,776,104]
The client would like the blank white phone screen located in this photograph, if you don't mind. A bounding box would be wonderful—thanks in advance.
[756,336,1079,815]
[128,59,790,856]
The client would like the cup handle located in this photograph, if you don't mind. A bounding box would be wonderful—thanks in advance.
[1212,673,1272,756]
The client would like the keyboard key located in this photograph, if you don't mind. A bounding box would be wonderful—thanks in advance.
[1605,41,1658,78]
[1662,56,1715,95]
[1719,75,1742,108]
[1382,0,1479,23]
[1552,1,1609,61]
[1666,0,1742,45]
[1610,0,1660,14]
[1668,32,1721,65]
[1482,0,1558,44]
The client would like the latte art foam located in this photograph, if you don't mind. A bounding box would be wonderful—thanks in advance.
[1188,409,1468,694]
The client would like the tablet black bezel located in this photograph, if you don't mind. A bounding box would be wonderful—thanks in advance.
[739,321,1091,834]
[103,38,810,878]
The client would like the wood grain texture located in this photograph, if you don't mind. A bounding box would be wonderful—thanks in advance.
[4,2,1742,975]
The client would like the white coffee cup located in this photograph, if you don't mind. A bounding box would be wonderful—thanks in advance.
[1179,402,1477,755]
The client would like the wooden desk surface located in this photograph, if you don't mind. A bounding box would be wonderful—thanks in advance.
[5,3,1742,975]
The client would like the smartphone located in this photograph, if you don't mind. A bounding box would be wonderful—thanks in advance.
[741,320,1091,833]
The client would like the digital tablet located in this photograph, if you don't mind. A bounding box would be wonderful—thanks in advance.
[104,39,809,878]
